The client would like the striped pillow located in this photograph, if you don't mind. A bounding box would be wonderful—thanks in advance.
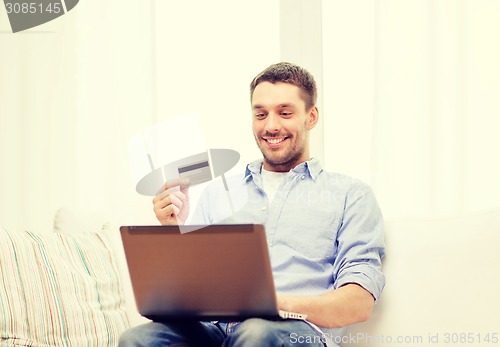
[0,226,130,346]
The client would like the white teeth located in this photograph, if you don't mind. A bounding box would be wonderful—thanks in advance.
[266,138,284,144]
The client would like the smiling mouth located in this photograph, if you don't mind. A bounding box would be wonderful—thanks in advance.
[263,137,288,145]
[266,138,285,144]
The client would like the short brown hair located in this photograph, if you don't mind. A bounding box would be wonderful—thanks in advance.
[249,62,317,110]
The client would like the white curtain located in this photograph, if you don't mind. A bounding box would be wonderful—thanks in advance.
[1,1,164,231]
[0,0,280,232]
[322,0,500,219]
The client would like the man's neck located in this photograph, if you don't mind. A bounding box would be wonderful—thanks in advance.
[262,158,310,173]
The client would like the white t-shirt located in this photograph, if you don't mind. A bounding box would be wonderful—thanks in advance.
[261,168,287,204]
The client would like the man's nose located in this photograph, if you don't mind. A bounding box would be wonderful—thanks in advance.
[265,113,281,133]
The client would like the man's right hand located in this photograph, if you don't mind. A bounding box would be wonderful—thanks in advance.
[153,178,190,225]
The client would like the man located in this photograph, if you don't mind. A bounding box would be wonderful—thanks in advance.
[119,62,385,347]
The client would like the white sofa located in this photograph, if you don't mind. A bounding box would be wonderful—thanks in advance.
[1,208,499,346]
[347,209,500,346]
[0,207,148,347]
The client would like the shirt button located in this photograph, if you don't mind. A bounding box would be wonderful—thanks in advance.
[301,175,305,180]
[261,206,267,211]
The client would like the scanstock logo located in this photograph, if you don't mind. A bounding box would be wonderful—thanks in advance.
[4,0,79,33]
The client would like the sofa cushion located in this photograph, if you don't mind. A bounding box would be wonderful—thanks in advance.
[0,225,130,346]
[52,207,150,328]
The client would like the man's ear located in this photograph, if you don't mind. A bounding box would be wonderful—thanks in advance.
[307,106,319,130]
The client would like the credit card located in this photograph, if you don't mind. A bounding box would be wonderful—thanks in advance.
[178,160,212,186]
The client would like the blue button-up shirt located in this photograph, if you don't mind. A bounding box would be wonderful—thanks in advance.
[191,158,385,345]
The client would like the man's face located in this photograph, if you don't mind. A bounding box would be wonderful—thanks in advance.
[251,82,318,172]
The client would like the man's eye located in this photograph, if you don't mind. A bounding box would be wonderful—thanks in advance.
[255,113,266,118]
[280,112,292,117]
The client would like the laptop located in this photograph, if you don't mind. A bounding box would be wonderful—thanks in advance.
[119,224,307,321]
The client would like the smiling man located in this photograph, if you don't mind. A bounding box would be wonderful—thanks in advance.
[252,79,318,172]
[119,62,385,347]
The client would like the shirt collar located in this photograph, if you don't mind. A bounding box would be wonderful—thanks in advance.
[243,157,323,182]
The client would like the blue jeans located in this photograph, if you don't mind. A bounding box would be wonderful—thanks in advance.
[118,319,327,347]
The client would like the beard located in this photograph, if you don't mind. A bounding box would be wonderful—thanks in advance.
[256,133,307,171]
[262,146,302,168]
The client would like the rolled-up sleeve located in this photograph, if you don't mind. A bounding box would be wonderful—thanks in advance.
[332,181,386,301]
